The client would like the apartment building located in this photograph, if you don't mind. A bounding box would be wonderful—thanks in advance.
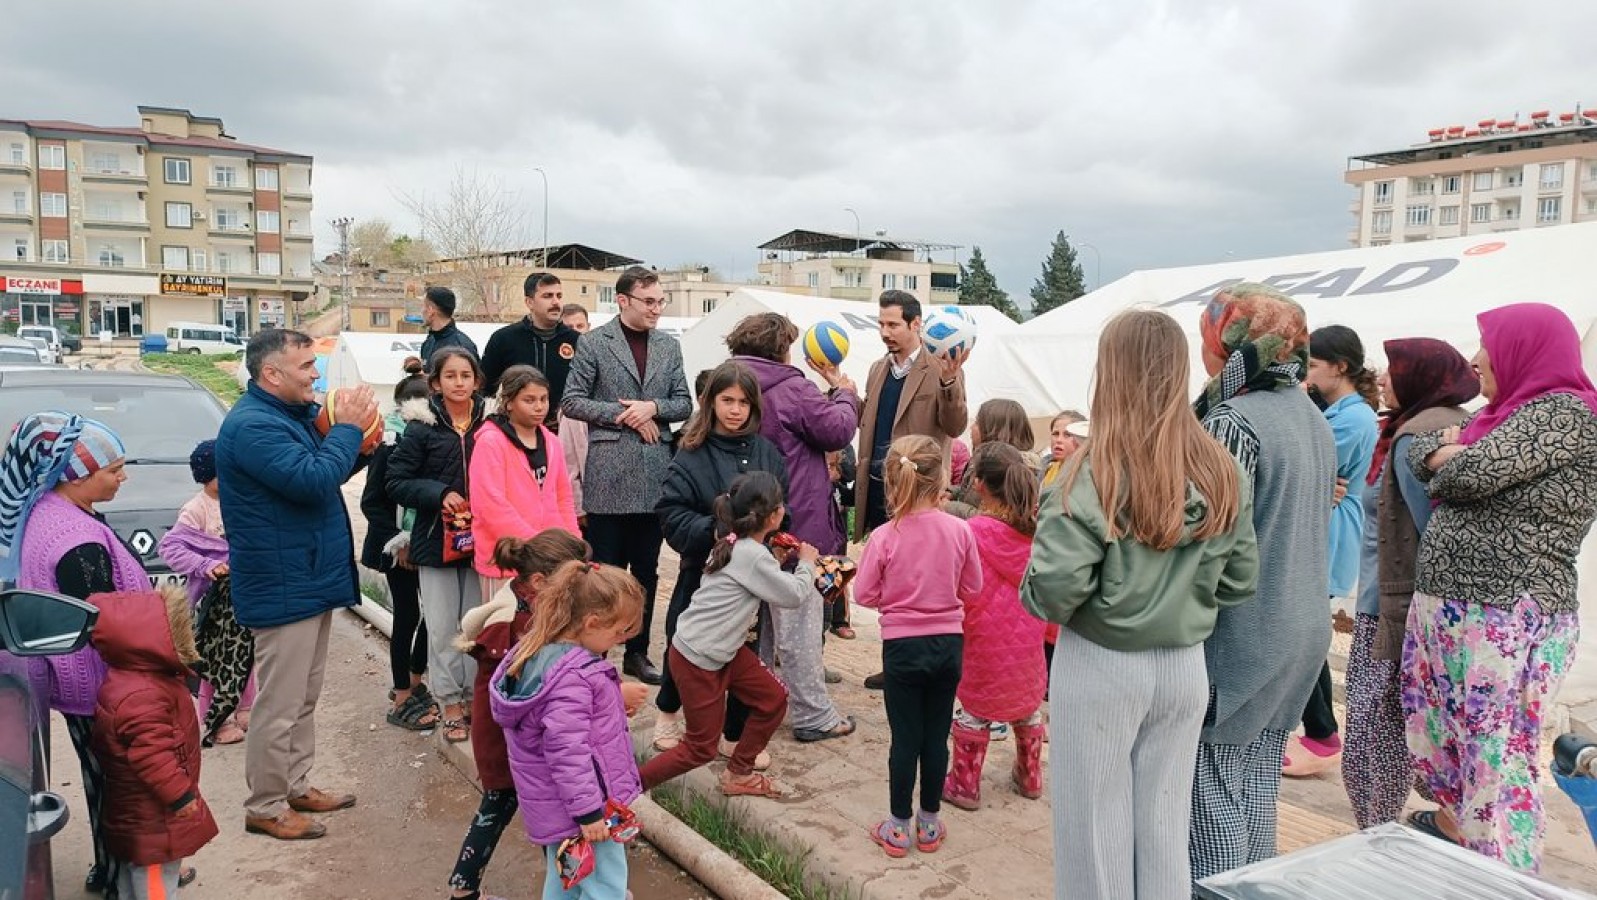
[0,106,314,341]
[1346,108,1597,247]
[756,228,961,306]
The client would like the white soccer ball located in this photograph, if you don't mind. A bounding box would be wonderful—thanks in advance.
[921,305,979,362]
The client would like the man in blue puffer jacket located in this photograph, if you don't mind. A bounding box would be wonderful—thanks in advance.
[216,328,376,842]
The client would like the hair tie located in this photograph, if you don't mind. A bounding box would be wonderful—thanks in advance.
[724,533,738,545]
[898,455,916,470]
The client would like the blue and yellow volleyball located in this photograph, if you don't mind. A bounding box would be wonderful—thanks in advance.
[802,321,850,368]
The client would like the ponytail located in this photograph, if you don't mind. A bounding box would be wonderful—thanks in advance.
[492,529,589,580]
[885,435,946,522]
[967,442,1039,536]
[703,471,785,575]
[1351,366,1381,411]
[506,561,642,679]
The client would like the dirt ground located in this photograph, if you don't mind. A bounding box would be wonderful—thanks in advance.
[46,611,712,900]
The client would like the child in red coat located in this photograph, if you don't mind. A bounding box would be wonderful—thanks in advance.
[89,585,219,898]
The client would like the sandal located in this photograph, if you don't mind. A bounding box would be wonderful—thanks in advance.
[211,721,246,745]
[718,739,770,770]
[441,717,470,743]
[794,716,856,743]
[1407,810,1460,844]
[386,693,439,731]
[179,867,197,887]
[830,625,857,640]
[720,770,785,798]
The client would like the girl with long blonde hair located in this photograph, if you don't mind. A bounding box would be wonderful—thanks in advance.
[1022,309,1259,899]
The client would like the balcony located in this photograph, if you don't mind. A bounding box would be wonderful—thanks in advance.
[210,225,253,241]
[81,213,149,231]
[205,179,251,196]
[1582,179,1597,195]
[0,157,30,176]
[79,165,146,184]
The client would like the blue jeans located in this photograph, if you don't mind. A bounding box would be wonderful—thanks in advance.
[542,839,628,899]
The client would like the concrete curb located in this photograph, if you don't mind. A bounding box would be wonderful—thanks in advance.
[344,605,783,899]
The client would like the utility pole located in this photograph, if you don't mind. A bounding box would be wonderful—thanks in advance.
[332,216,354,330]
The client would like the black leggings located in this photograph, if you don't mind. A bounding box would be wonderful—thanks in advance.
[386,567,428,692]
[882,634,963,820]
[447,788,518,892]
[1301,660,1338,741]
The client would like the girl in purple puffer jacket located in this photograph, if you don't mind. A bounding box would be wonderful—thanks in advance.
[490,561,649,899]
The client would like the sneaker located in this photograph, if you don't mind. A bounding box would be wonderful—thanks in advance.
[870,819,910,858]
[863,672,886,691]
[915,815,946,853]
[989,722,1009,742]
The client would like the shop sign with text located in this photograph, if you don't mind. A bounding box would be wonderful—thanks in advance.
[160,274,227,297]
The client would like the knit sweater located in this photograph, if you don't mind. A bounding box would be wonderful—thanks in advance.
[18,491,151,716]
[1409,392,1597,612]
[853,508,982,641]
[1199,389,1337,746]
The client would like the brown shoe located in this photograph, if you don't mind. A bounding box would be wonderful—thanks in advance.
[244,810,327,840]
[288,787,357,813]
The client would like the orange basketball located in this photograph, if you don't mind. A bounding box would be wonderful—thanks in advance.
[314,387,382,454]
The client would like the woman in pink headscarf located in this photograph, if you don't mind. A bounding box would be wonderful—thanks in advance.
[1404,302,1597,873]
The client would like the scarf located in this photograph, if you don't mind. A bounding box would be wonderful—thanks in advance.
[1368,338,1480,484]
[0,412,123,582]
[1193,283,1310,421]
[1459,302,1597,446]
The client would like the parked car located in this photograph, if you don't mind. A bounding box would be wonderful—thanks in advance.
[0,369,230,591]
[15,326,68,359]
[0,588,98,900]
[18,337,55,366]
[163,322,243,356]
[0,336,45,368]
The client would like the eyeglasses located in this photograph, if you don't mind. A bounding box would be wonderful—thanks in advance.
[620,293,666,310]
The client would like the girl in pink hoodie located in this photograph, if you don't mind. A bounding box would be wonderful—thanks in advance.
[942,443,1047,811]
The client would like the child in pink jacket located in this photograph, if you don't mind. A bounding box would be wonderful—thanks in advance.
[470,366,580,593]
[942,443,1048,811]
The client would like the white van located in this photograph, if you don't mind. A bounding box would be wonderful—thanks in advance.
[165,322,244,355]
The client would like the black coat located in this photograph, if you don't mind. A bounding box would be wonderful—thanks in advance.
[385,395,487,568]
[419,321,479,370]
[655,432,790,568]
[358,439,401,571]
[480,318,582,422]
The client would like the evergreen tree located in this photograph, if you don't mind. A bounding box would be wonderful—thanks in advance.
[1028,231,1087,317]
[957,246,1022,322]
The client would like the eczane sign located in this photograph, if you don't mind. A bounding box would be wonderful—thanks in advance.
[4,277,62,295]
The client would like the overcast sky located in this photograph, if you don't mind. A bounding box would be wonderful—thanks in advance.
[7,0,1595,306]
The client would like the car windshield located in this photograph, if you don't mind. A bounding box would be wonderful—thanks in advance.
[0,348,40,364]
[0,384,225,462]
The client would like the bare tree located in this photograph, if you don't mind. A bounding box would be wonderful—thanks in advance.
[350,219,437,272]
[397,167,532,319]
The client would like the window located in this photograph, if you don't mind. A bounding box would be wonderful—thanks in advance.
[1441,175,1461,194]
[701,297,718,315]
[11,239,27,261]
[7,143,23,164]
[597,286,617,312]
[1539,197,1562,223]
[214,207,243,229]
[1371,210,1392,234]
[841,269,865,288]
[881,273,897,289]
[1372,181,1393,205]
[215,251,233,273]
[1504,170,1523,188]
[371,310,391,327]
[1540,163,1565,190]
[164,158,191,184]
[38,145,64,169]
[88,151,122,173]
[1409,178,1434,196]
[257,252,281,275]
[98,245,125,267]
[10,190,25,214]
[1438,206,1460,226]
[807,271,819,288]
[165,202,193,228]
[1587,197,1597,215]
[42,239,67,263]
[162,246,190,270]
[1470,203,1492,223]
[192,250,207,272]
[1472,171,1493,191]
[1502,206,1519,220]
[254,167,278,190]
[904,274,919,290]
[255,210,279,233]
[1404,205,1431,227]
[88,197,124,221]
[40,192,66,217]
[211,164,239,188]
[1589,162,1597,181]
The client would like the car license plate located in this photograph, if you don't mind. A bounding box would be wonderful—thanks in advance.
[149,572,188,590]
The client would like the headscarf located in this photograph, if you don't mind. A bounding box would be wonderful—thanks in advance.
[189,439,218,484]
[0,411,125,581]
[1193,283,1311,420]
[1367,338,1479,484]
[1459,302,1597,446]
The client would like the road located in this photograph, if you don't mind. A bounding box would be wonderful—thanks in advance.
[47,611,712,899]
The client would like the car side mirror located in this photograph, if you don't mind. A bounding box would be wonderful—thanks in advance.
[0,590,97,656]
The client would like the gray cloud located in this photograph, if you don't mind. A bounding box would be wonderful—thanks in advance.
[4,0,1594,302]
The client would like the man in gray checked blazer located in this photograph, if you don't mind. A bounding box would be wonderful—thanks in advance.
[561,266,692,684]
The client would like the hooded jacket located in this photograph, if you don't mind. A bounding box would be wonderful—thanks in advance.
[490,643,642,846]
[957,515,1048,722]
[468,416,579,579]
[89,586,220,865]
[458,584,530,792]
[1022,459,1259,653]
[480,318,581,422]
[157,522,229,609]
[419,320,480,370]
[735,355,860,555]
[386,395,487,568]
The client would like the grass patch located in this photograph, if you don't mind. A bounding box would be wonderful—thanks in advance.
[359,578,389,608]
[650,783,855,900]
[142,352,244,405]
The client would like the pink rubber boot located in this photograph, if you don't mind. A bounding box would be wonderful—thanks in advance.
[1011,722,1045,800]
[942,721,991,811]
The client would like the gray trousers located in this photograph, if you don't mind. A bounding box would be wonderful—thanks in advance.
[1051,628,1207,900]
[417,566,481,706]
[771,598,845,733]
[115,860,181,899]
[246,611,331,818]
[1189,727,1291,884]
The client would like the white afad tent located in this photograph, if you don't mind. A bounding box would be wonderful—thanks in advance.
[967,221,1597,418]
[678,288,1020,394]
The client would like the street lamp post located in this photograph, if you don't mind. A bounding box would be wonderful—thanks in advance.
[331,216,354,330]
[533,168,550,268]
[843,207,861,252]
[1075,241,1103,292]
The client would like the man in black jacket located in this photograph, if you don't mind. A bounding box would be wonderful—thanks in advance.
[417,286,478,369]
[480,272,581,426]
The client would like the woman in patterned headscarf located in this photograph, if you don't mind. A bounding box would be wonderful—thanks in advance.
[1187,284,1339,884]
[0,410,151,897]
